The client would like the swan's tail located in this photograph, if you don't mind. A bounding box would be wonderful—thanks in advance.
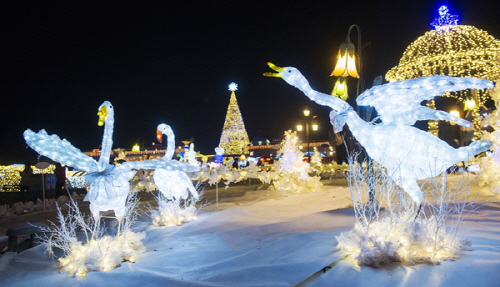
[457,141,492,161]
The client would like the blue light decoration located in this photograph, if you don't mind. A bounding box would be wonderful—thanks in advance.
[430,5,459,30]
[214,147,224,164]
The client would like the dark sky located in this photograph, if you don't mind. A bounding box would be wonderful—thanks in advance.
[2,1,499,164]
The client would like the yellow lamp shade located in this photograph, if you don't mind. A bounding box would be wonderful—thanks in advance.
[312,123,319,131]
[297,124,303,131]
[331,42,359,78]
[332,78,349,100]
[132,144,140,152]
[303,109,310,117]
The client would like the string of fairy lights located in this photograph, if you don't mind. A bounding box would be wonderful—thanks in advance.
[0,165,87,190]
[386,6,500,140]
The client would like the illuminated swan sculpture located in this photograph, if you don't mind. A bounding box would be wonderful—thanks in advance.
[153,123,199,201]
[24,102,199,224]
[265,63,492,211]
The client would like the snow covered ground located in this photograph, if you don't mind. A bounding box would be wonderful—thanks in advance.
[0,177,499,287]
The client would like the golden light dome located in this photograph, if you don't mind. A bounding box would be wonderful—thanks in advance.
[386,25,500,82]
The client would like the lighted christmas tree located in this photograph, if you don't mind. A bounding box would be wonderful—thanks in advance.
[219,82,250,155]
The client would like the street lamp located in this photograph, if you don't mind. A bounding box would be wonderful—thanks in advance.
[131,143,140,152]
[449,108,460,125]
[331,24,365,100]
[332,25,375,202]
[296,109,318,162]
[450,106,463,148]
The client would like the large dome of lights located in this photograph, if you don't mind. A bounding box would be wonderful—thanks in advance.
[386,25,500,82]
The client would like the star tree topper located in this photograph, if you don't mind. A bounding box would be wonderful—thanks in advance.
[229,82,238,92]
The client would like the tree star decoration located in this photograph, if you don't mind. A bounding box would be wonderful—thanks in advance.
[264,63,492,210]
[228,82,238,92]
[24,102,199,222]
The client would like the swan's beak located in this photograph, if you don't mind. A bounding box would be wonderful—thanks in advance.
[97,106,108,126]
[156,129,163,143]
[263,62,284,78]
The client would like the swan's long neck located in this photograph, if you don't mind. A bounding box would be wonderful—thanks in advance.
[98,110,114,169]
[289,73,371,149]
[163,125,175,160]
[291,75,351,113]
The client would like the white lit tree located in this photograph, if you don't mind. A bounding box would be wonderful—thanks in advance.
[310,147,323,170]
[272,130,322,194]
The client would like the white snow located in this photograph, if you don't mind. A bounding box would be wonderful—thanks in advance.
[0,177,499,287]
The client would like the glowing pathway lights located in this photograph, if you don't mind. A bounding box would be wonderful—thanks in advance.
[153,123,199,201]
[24,102,199,222]
[265,63,492,209]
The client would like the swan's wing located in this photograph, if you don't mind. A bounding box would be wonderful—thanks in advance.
[24,129,98,172]
[357,76,492,125]
[410,107,472,127]
[119,158,200,173]
[153,170,198,200]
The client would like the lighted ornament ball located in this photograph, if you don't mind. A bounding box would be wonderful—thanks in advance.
[265,63,492,207]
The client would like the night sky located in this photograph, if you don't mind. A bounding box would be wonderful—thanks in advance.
[2,1,499,164]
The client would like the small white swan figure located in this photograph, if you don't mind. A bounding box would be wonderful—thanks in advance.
[153,123,199,201]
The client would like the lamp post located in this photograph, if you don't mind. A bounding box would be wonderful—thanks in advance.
[331,25,375,202]
[297,108,318,162]
[450,106,462,147]
[331,24,365,101]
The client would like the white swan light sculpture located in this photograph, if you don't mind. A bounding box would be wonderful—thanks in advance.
[24,102,199,222]
[153,123,199,201]
[264,63,492,210]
